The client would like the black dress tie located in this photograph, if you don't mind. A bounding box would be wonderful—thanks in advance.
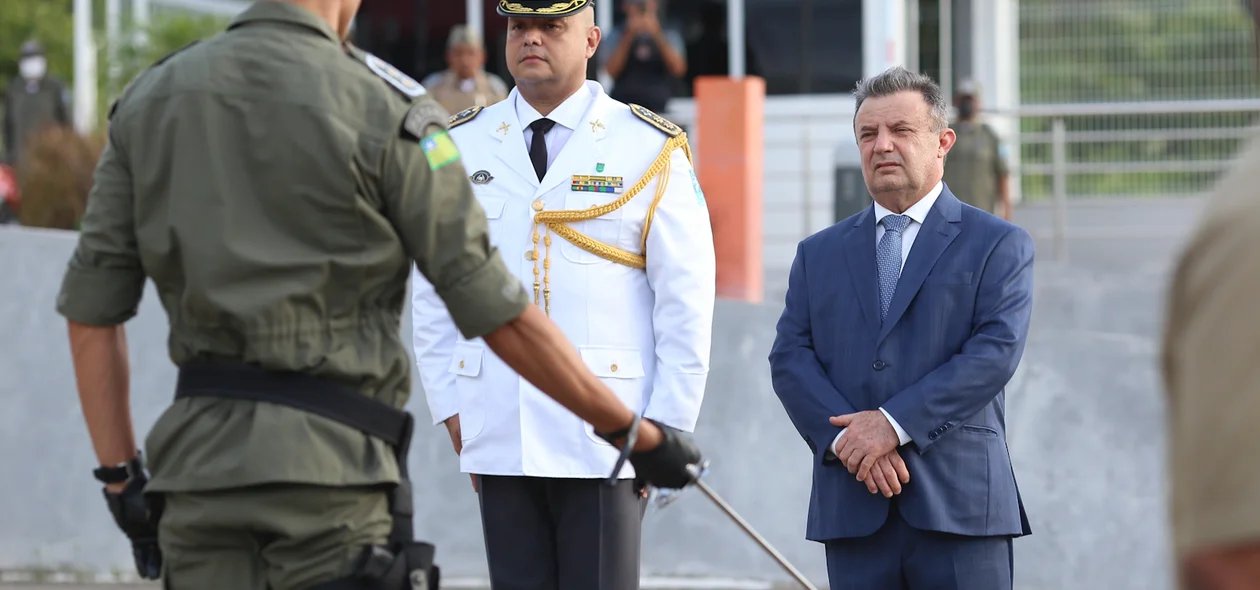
[529,118,556,181]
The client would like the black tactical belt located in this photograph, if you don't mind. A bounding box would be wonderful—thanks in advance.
[175,361,410,447]
[174,360,417,548]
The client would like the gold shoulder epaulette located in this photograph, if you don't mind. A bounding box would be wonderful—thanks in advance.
[449,106,484,129]
[629,104,682,137]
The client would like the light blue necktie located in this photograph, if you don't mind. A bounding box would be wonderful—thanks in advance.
[877,214,912,322]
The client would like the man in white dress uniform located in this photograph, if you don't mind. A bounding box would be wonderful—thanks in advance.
[409,1,716,589]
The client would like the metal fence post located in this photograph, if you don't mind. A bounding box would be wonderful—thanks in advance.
[1051,116,1067,261]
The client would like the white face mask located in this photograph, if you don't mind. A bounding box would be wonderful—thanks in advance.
[19,56,47,80]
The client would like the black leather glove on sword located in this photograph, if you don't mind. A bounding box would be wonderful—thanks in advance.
[596,415,703,489]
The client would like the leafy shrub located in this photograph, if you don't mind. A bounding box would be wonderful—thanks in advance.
[15,125,104,230]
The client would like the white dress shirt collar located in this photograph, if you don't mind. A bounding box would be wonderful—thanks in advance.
[872,181,944,226]
[514,82,595,133]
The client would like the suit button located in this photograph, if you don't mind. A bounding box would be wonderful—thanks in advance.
[458,360,465,369]
[526,251,536,261]
[532,199,544,211]
[872,360,886,371]
[610,363,619,373]
[929,432,938,440]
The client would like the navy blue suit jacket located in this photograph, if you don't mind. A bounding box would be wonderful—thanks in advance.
[768,185,1035,542]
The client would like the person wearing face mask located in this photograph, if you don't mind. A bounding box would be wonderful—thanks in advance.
[2,40,71,167]
[940,80,1012,220]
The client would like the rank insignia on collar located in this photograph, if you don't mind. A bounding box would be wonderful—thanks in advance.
[470,170,494,184]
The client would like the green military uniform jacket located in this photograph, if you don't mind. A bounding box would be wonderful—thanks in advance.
[942,120,1009,214]
[54,1,529,494]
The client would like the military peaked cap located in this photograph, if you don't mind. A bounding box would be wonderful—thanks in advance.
[497,0,594,18]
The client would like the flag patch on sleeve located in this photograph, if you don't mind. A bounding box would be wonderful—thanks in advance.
[421,131,460,170]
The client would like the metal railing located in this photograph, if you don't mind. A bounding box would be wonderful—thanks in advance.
[1009,99,1260,203]
[1003,99,1260,259]
[665,95,1260,286]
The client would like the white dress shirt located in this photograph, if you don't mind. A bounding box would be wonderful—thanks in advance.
[832,181,944,457]
[515,86,593,171]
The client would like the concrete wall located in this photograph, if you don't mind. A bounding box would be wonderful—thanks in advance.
[0,196,1195,589]
[0,226,827,587]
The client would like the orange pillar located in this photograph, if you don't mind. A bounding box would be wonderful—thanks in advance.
[694,76,765,303]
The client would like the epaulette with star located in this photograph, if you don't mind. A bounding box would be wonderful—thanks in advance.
[448,106,484,129]
[629,104,683,137]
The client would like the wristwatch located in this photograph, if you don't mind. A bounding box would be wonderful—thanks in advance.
[92,452,143,485]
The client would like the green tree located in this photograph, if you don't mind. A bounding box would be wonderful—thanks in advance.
[1,3,229,226]
[98,11,230,127]
[0,0,74,87]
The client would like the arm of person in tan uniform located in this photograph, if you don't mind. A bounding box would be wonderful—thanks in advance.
[1163,162,1260,588]
[383,98,667,452]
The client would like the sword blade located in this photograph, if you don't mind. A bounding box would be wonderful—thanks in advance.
[691,478,820,590]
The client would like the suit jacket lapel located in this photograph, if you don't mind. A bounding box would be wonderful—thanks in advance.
[489,90,539,189]
[877,190,963,343]
[537,91,609,195]
[843,206,882,337]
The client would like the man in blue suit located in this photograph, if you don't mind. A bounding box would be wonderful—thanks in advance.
[768,66,1035,590]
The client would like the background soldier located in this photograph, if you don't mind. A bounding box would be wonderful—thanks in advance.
[1161,0,1260,586]
[420,25,510,115]
[2,40,71,167]
[55,1,702,588]
[412,1,715,588]
[941,79,1012,220]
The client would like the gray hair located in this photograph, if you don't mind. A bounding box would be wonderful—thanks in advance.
[447,25,483,51]
[853,66,950,131]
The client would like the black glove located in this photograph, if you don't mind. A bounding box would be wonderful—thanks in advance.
[100,464,163,579]
[599,417,703,489]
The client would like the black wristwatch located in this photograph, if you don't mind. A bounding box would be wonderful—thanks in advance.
[93,452,144,485]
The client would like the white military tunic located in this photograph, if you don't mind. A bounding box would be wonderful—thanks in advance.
[410,80,716,479]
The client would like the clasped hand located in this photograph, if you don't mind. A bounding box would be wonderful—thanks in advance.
[831,410,909,497]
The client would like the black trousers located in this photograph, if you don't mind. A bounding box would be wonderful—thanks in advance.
[476,475,648,590]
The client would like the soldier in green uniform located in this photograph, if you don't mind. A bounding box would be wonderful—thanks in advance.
[941,80,1012,220]
[54,1,702,589]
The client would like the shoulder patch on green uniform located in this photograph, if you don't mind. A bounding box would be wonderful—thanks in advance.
[364,52,426,99]
[401,98,450,141]
[629,104,682,137]
[448,105,484,129]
